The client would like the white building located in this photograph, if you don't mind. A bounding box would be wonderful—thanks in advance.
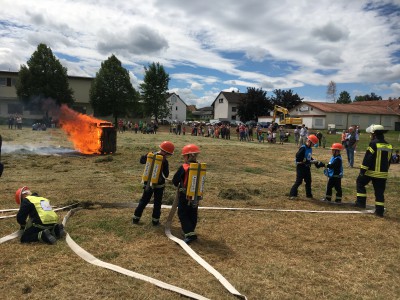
[211,91,245,121]
[164,92,187,123]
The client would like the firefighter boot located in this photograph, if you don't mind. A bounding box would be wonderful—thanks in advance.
[40,229,57,245]
[354,199,366,209]
[374,206,384,217]
[53,224,65,239]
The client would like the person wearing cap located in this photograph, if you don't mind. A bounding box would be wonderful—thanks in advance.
[289,134,323,200]
[172,144,203,244]
[356,124,393,217]
[132,141,175,225]
[15,187,65,245]
[322,143,343,203]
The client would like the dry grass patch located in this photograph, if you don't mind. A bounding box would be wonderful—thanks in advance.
[1,125,400,299]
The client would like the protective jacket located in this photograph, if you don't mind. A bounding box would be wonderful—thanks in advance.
[295,144,313,166]
[360,137,392,178]
[17,195,59,227]
[324,155,343,178]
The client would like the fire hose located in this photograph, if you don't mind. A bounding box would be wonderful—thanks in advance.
[1,202,374,299]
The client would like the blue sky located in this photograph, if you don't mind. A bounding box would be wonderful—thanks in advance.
[1,0,400,108]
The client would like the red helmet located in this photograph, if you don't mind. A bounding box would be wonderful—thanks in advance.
[307,134,318,145]
[15,186,30,205]
[159,141,175,155]
[330,143,343,151]
[182,144,200,155]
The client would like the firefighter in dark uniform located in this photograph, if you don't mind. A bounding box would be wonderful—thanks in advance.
[172,144,202,244]
[289,134,324,199]
[356,124,393,217]
[16,186,65,244]
[322,143,343,203]
[132,141,175,225]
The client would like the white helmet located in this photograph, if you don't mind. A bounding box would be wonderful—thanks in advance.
[366,124,386,134]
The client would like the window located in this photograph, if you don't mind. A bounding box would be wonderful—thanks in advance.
[382,116,391,127]
[314,118,323,126]
[232,115,236,120]
[232,106,236,112]
[368,115,379,125]
[0,77,13,86]
[175,106,178,111]
[334,114,343,126]
[351,115,360,126]
[219,98,223,103]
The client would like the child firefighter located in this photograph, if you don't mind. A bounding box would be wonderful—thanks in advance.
[132,141,175,225]
[322,143,344,203]
[172,144,206,244]
[289,134,324,199]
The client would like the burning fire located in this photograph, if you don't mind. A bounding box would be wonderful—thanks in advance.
[59,105,112,154]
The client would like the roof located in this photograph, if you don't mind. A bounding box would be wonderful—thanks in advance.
[212,91,246,106]
[301,100,400,115]
[166,92,188,107]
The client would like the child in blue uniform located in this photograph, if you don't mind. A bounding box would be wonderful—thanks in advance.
[322,143,343,203]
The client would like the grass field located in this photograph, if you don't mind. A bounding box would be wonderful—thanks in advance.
[1,125,400,300]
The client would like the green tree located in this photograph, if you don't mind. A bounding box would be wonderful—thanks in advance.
[336,91,352,104]
[269,89,303,110]
[139,62,170,122]
[16,43,74,110]
[89,54,138,125]
[353,92,382,102]
[326,81,337,103]
[237,87,270,122]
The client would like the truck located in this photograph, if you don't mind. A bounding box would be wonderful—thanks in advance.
[272,105,302,127]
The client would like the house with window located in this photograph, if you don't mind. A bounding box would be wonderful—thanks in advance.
[289,100,400,131]
[192,106,213,121]
[163,92,187,123]
[211,91,245,122]
[0,70,93,123]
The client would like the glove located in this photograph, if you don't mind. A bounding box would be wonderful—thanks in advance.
[315,161,325,168]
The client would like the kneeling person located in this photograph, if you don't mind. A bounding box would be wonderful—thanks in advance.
[16,186,65,245]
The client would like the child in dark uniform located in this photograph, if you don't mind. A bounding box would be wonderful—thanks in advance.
[172,144,202,244]
[322,143,344,203]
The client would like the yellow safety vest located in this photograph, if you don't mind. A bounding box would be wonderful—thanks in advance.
[26,196,59,224]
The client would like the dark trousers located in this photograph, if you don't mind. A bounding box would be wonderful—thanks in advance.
[177,193,198,235]
[356,175,386,213]
[325,177,342,201]
[134,187,164,221]
[290,165,312,197]
[20,224,60,243]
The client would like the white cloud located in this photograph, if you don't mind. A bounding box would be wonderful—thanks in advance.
[0,0,399,105]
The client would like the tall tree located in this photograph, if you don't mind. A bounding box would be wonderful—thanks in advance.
[15,43,74,110]
[326,80,337,103]
[336,91,352,104]
[89,54,138,125]
[139,62,170,122]
[353,92,382,102]
[269,89,303,110]
[237,87,270,121]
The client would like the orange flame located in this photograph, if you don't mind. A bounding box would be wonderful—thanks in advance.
[59,105,110,154]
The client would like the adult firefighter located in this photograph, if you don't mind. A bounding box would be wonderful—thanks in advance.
[172,144,205,244]
[355,124,393,217]
[15,186,65,244]
[132,141,175,225]
[289,134,324,199]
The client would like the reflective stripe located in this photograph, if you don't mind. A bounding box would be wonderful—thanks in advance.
[367,146,375,154]
[184,232,196,238]
[357,193,367,197]
[375,201,384,206]
[365,170,388,178]
[360,165,368,170]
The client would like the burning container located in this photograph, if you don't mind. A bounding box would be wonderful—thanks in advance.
[96,122,117,154]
